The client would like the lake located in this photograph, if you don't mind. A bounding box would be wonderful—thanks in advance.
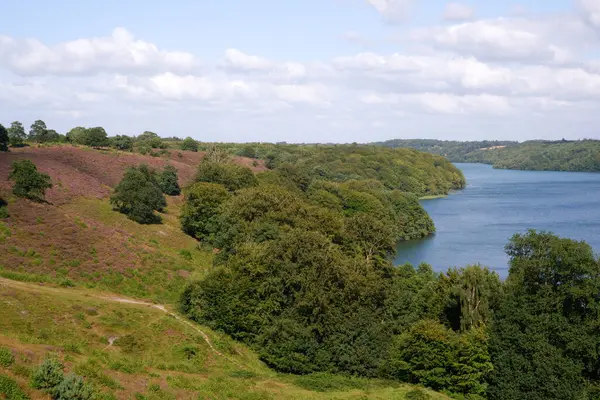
[394,163,600,277]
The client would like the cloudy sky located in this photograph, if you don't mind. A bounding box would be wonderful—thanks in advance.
[2,0,600,143]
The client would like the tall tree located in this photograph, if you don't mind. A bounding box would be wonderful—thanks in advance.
[83,127,109,148]
[29,120,47,142]
[7,121,26,147]
[488,230,600,400]
[0,124,8,152]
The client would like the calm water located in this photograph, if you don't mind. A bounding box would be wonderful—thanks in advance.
[394,163,600,277]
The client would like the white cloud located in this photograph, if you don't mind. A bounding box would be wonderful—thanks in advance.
[366,0,413,23]
[443,3,475,22]
[3,10,600,143]
[579,0,600,30]
[0,28,198,76]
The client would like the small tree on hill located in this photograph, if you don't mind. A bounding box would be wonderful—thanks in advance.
[9,160,53,201]
[7,121,27,147]
[181,137,198,152]
[29,119,47,141]
[110,165,166,224]
[158,165,181,195]
[0,123,8,152]
[111,135,134,151]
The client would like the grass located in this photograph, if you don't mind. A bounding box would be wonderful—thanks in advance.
[0,278,449,400]
[419,195,447,200]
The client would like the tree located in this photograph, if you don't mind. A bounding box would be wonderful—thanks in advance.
[29,120,48,142]
[111,135,134,151]
[180,182,230,240]
[488,230,600,400]
[158,165,181,195]
[9,160,53,201]
[7,121,26,147]
[110,165,166,224]
[137,131,165,149]
[0,123,8,151]
[181,137,198,152]
[66,126,87,144]
[82,126,108,147]
[196,162,258,191]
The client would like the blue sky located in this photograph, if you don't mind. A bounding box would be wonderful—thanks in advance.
[1,0,600,142]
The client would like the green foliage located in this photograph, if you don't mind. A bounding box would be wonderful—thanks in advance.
[136,131,166,149]
[0,347,15,367]
[0,374,30,400]
[0,123,9,151]
[51,374,95,400]
[488,230,600,400]
[29,120,47,142]
[157,165,180,195]
[9,160,53,201]
[66,127,87,144]
[180,182,230,241]
[82,127,109,147]
[110,165,166,224]
[196,162,258,191]
[30,357,64,390]
[236,145,258,159]
[293,373,374,392]
[110,135,134,151]
[7,121,27,147]
[385,320,492,397]
[180,137,198,152]
[0,198,8,219]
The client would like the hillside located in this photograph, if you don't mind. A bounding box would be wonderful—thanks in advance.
[0,144,453,399]
[375,138,600,172]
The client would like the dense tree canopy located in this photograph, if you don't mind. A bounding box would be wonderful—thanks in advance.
[0,123,8,152]
[180,137,199,152]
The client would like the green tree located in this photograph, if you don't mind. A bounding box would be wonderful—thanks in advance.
[180,182,230,240]
[7,121,26,147]
[110,165,166,224]
[181,137,198,152]
[0,123,8,152]
[137,131,165,149]
[66,127,87,144]
[196,162,258,191]
[52,374,95,400]
[9,160,53,201]
[30,357,64,390]
[158,165,181,195]
[82,127,108,147]
[488,230,600,400]
[111,135,134,151]
[29,120,47,141]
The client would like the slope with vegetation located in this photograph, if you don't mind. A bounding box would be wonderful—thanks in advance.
[377,138,600,172]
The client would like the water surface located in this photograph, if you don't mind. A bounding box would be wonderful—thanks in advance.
[394,163,600,277]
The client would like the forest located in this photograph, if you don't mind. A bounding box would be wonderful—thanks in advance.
[2,120,600,399]
[377,138,600,172]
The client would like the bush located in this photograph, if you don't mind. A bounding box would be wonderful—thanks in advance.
[51,374,95,400]
[0,374,30,400]
[9,160,52,201]
[0,124,8,152]
[158,165,180,195]
[180,137,198,152]
[110,165,166,224]
[30,357,64,390]
[0,205,8,219]
[0,347,14,367]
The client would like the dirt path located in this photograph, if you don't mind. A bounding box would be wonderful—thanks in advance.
[0,278,244,368]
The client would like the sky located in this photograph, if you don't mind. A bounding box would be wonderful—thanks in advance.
[1,0,600,143]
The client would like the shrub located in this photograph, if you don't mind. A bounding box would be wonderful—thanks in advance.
[0,204,8,219]
[0,347,14,367]
[110,165,166,224]
[158,165,180,195]
[9,160,52,201]
[0,374,30,400]
[180,137,198,152]
[111,135,133,151]
[52,374,95,400]
[30,357,64,390]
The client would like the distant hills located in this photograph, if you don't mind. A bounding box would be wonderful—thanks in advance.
[375,139,600,172]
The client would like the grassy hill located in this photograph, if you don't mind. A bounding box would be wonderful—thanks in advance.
[0,144,449,400]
